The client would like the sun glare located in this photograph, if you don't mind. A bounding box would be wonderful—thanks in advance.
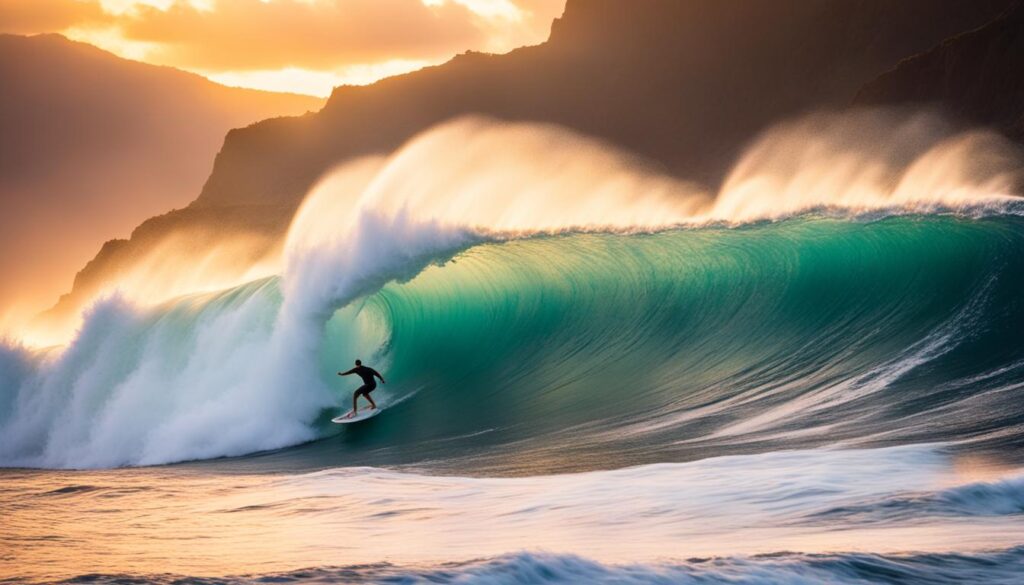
[423,0,524,21]
[205,59,437,97]
[98,0,174,14]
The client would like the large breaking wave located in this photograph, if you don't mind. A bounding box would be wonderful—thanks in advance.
[2,112,1024,469]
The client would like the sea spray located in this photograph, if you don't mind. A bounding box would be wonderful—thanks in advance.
[2,112,1023,469]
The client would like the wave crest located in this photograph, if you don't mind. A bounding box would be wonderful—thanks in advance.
[2,112,1024,468]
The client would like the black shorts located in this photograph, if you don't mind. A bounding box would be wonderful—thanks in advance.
[355,384,376,396]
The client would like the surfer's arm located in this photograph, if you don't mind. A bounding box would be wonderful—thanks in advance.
[372,369,386,384]
[337,368,356,376]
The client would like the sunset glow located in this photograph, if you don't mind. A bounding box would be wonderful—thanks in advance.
[0,0,565,96]
[202,58,437,96]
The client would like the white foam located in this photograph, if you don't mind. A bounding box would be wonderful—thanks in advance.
[1,112,1021,468]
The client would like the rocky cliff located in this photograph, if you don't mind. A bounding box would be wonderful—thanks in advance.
[195,0,1012,209]
[856,2,1024,140]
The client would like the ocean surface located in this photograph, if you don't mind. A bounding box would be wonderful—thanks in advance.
[3,116,1024,583]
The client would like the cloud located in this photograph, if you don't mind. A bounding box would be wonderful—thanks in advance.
[2,0,565,94]
[120,0,488,70]
[0,0,109,34]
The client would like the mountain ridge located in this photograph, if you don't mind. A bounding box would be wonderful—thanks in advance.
[854,1,1024,140]
[0,32,322,317]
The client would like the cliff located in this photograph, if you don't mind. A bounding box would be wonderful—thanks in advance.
[855,2,1024,140]
[193,0,1012,210]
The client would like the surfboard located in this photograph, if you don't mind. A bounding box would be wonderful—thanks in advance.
[331,408,381,424]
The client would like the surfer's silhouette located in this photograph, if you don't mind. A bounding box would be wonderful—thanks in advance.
[338,359,386,418]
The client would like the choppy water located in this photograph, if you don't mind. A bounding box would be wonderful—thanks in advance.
[3,444,1024,583]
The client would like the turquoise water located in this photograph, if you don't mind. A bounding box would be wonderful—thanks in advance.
[4,214,1024,583]
[4,215,1024,470]
[305,215,1024,472]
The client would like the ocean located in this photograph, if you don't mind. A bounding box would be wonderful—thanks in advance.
[3,115,1024,583]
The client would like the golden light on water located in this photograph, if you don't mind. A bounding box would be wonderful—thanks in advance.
[5,458,1024,581]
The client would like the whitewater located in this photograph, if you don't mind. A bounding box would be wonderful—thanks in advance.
[3,111,1024,583]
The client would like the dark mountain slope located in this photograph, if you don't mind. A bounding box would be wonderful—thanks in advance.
[195,0,1011,209]
[0,33,322,313]
[856,2,1024,140]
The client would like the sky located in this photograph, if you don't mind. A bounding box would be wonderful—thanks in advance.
[0,0,566,96]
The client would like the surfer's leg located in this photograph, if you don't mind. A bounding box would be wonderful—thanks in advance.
[350,385,372,416]
[351,386,366,417]
[365,390,377,410]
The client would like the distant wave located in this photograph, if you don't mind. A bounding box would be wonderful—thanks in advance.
[809,474,1024,523]
[45,547,1024,585]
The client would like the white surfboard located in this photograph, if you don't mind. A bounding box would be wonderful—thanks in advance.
[331,407,381,424]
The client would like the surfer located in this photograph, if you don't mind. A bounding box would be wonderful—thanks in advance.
[338,359,386,418]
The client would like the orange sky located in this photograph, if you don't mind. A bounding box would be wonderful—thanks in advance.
[0,0,566,96]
